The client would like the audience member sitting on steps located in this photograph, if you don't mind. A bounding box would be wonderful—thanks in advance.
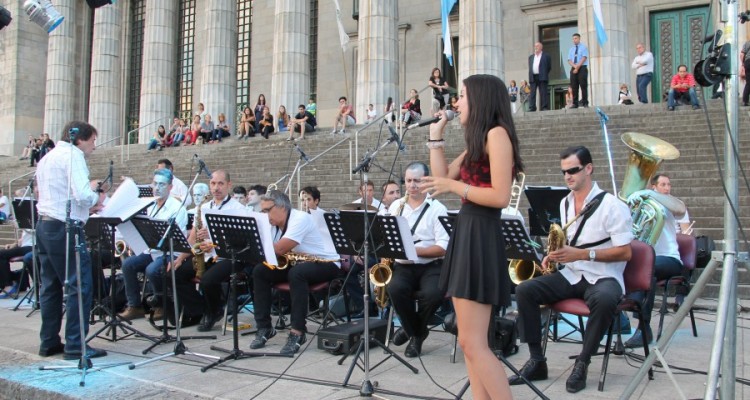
[277,105,290,133]
[306,97,317,116]
[148,125,167,151]
[239,106,255,139]
[212,113,230,142]
[618,84,634,105]
[201,114,215,144]
[400,89,422,126]
[253,94,267,132]
[667,64,700,111]
[258,106,274,139]
[331,96,356,134]
[287,104,316,141]
[186,115,201,145]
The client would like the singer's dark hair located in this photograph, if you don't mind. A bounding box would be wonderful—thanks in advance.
[461,74,524,176]
[61,121,97,145]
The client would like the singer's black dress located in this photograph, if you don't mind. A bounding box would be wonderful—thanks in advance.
[439,156,511,306]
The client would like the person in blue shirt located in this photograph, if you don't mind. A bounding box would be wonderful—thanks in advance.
[567,33,589,108]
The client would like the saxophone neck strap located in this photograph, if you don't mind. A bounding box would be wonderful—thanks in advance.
[565,191,608,247]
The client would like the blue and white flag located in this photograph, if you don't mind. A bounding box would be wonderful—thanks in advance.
[334,0,350,51]
[592,0,608,47]
[441,0,457,66]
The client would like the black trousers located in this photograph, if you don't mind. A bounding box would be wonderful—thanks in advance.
[386,260,444,339]
[570,65,589,107]
[0,246,31,287]
[743,58,750,105]
[515,272,621,363]
[253,261,340,332]
[528,76,549,111]
[199,258,254,316]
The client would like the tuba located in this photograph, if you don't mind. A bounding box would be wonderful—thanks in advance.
[619,132,680,246]
[369,258,393,308]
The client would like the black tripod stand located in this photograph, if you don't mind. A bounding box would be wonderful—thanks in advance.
[85,216,156,343]
[201,213,292,372]
[10,189,40,316]
[129,216,216,355]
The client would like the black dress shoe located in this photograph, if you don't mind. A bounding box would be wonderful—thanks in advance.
[508,358,548,385]
[392,327,409,346]
[39,342,65,357]
[624,327,653,348]
[404,335,424,358]
[197,313,217,332]
[566,360,589,393]
[63,347,107,360]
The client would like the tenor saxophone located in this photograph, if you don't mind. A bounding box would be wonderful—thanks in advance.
[192,194,213,280]
[263,252,340,270]
[545,197,602,272]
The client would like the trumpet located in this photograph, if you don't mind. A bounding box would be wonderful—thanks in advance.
[263,252,341,270]
[369,258,393,308]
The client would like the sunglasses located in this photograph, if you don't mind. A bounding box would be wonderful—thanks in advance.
[561,165,585,176]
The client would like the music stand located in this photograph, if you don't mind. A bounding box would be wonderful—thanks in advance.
[137,185,153,198]
[524,186,569,236]
[11,198,40,315]
[323,211,419,386]
[200,213,292,373]
[84,221,114,324]
[129,216,216,355]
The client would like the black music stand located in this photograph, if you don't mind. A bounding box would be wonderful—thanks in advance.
[524,186,569,236]
[11,198,40,315]
[323,211,419,386]
[86,204,155,343]
[200,213,292,373]
[137,186,153,198]
[84,221,114,324]
[129,216,216,355]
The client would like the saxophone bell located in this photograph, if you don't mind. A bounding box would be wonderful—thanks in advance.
[369,258,393,309]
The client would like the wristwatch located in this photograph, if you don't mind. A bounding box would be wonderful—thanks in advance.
[589,250,596,261]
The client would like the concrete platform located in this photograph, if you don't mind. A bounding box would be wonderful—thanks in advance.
[0,294,746,400]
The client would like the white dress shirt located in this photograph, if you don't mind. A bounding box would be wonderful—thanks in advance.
[631,51,654,75]
[653,207,681,261]
[532,53,542,74]
[274,209,340,266]
[558,183,634,292]
[387,197,450,265]
[170,176,192,207]
[199,196,245,260]
[146,196,188,259]
[353,197,383,210]
[36,141,99,223]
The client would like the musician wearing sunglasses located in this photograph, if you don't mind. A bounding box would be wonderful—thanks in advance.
[249,190,341,355]
[387,162,450,358]
[170,169,246,332]
[119,168,188,321]
[509,146,633,393]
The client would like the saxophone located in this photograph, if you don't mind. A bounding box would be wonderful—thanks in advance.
[370,194,408,307]
[545,197,603,273]
[263,252,341,270]
[192,194,213,280]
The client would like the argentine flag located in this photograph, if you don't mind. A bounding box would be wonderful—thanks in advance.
[593,0,608,47]
[441,0,457,66]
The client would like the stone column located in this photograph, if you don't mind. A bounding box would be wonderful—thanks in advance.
[458,0,504,84]
[199,1,238,133]
[271,0,309,129]
[43,0,77,139]
[578,0,628,106]
[88,3,123,147]
[138,0,178,143]
[355,0,398,123]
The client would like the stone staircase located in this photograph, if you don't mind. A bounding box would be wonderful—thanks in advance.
[1,100,748,297]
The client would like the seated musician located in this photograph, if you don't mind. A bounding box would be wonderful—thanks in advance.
[246,184,267,213]
[387,162,449,358]
[249,190,341,355]
[623,174,686,348]
[381,180,402,210]
[187,183,209,231]
[170,169,246,332]
[118,168,188,321]
[509,146,633,393]
[157,158,192,207]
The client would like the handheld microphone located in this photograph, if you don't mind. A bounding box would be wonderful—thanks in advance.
[386,124,407,153]
[406,110,455,130]
[194,154,212,178]
[294,143,310,162]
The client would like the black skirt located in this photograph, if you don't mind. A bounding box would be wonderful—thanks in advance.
[439,202,511,306]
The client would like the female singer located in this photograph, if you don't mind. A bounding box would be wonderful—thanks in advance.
[421,74,524,400]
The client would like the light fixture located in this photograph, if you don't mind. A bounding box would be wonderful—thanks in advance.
[23,0,63,34]
[0,6,11,31]
[693,29,731,87]
[86,0,114,9]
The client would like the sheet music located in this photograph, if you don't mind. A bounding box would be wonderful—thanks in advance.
[379,215,418,262]
[116,220,149,255]
[99,178,155,220]
[204,208,277,266]
[309,208,338,256]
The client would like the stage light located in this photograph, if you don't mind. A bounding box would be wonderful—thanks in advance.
[0,7,11,31]
[23,0,64,34]
[693,29,731,87]
[86,0,114,9]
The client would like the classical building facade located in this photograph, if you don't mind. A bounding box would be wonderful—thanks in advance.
[0,0,746,156]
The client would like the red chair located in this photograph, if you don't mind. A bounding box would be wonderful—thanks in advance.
[656,233,698,339]
[542,240,655,391]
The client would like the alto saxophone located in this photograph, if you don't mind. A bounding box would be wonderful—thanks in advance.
[192,194,213,280]
[263,252,341,270]
[545,197,602,272]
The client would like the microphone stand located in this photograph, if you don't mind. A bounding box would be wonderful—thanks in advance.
[283,143,310,197]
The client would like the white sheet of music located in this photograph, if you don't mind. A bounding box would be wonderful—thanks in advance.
[99,178,155,221]
[203,208,277,266]
[116,220,149,255]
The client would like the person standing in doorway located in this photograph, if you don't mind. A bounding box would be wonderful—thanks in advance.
[567,33,589,108]
[631,43,654,104]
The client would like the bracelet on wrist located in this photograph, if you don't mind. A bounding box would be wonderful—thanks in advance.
[462,184,470,201]
[427,138,444,142]
[426,140,445,149]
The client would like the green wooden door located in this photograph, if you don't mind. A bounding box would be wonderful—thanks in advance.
[649,6,710,102]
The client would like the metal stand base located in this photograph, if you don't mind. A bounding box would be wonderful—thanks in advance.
[129,341,220,370]
[86,313,157,344]
[40,358,130,387]
[339,337,418,387]
[141,330,216,355]
[200,346,291,372]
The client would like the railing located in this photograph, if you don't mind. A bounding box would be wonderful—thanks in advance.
[271,136,350,199]
[96,136,121,149]
[120,116,173,163]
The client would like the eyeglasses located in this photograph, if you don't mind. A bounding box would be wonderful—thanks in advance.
[261,204,275,214]
[561,166,585,176]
